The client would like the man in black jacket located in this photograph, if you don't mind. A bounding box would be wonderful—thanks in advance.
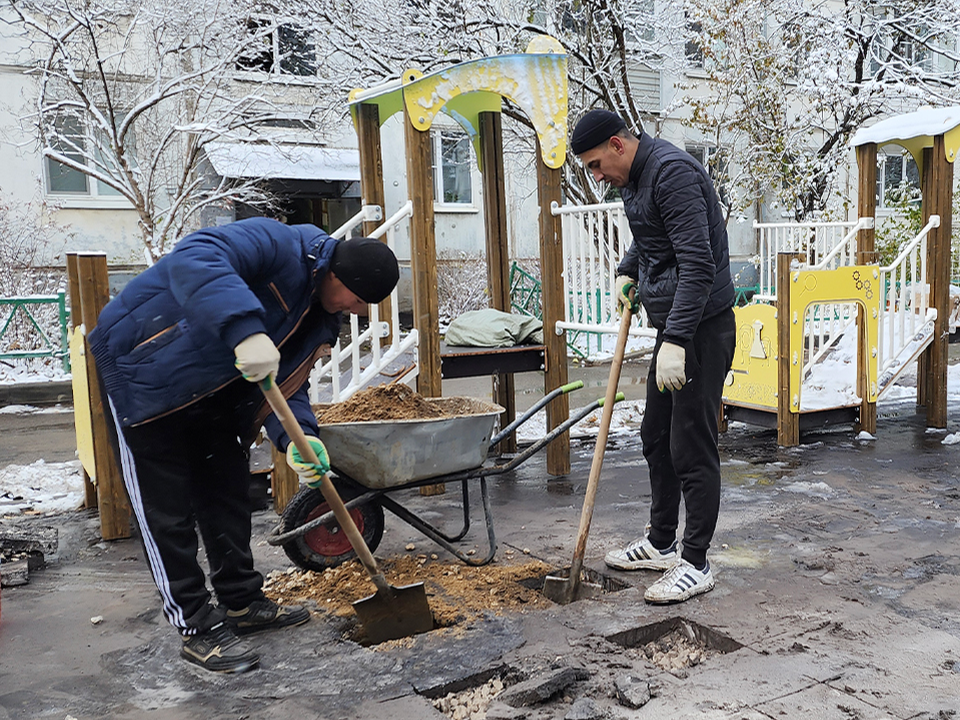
[571,109,736,604]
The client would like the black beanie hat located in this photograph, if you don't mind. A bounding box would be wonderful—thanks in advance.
[570,109,627,155]
[330,237,399,304]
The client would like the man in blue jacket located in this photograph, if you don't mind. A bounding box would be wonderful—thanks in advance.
[570,110,735,605]
[89,217,399,672]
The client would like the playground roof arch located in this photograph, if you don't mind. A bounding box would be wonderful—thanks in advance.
[852,105,960,174]
[347,35,568,170]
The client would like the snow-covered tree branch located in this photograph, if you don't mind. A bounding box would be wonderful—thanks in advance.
[5,0,348,257]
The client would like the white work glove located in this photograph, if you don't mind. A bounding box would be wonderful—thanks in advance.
[656,341,686,392]
[615,275,639,316]
[234,333,280,382]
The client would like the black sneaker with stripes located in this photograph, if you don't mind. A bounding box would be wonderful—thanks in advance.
[180,623,260,673]
[225,598,311,635]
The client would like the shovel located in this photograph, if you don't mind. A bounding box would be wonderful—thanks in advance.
[543,297,634,605]
[259,376,434,643]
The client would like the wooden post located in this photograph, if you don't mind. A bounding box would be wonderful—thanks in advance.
[776,253,802,447]
[270,445,299,514]
[480,111,517,454]
[76,253,131,540]
[855,143,878,435]
[404,105,444,495]
[66,254,98,510]
[536,139,570,476]
[920,136,952,428]
[357,103,393,345]
[403,107,441,399]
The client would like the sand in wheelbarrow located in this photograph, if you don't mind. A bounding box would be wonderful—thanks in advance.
[315,384,480,424]
[264,555,554,644]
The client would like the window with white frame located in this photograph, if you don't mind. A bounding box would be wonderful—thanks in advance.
[876,150,921,209]
[237,18,317,77]
[45,115,129,198]
[431,130,474,206]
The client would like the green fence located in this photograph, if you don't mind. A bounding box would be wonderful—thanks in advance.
[508,262,600,358]
[0,292,71,371]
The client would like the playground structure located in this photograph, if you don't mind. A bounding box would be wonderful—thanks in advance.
[552,106,959,446]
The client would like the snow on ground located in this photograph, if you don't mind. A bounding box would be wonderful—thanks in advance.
[0,360,71,385]
[0,459,85,515]
[515,399,645,445]
[0,404,73,415]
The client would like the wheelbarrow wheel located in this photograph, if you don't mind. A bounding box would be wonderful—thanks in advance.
[279,481,385,572]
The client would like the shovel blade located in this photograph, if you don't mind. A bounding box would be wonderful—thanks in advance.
[542,573,604,605]
[352,581,434,644]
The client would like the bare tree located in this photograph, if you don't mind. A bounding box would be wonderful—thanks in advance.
[683,0,960,221]
[5,0,347,258]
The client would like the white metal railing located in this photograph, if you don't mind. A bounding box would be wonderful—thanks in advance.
[755,218,871,300]
[799,302,858,386]
[553,201,656,344]
[330,204,385,240]
[877,215,939,382]
[310,201,418,404]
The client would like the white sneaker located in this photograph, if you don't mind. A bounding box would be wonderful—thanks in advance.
[644,559,715,604]
[604,536,678,571]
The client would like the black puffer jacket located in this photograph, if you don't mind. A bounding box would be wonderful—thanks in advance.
[616,133,734,344]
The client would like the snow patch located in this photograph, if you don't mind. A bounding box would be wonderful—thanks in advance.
[780,481,834,499]
[0,460,85,514]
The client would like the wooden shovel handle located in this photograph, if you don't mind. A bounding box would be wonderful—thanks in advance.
[569,301,633,579]
[259,377,386,588]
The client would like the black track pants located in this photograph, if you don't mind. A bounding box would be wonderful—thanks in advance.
[106,395,265,635]
[641,308,736,568]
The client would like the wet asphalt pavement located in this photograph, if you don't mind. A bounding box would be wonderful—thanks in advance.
[1,361,960,719]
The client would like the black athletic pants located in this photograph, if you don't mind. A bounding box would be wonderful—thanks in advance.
[107,390,265,636]
[642,307,736,569]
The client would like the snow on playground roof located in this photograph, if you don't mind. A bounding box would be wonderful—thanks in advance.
[851,106,960,164]
[205,143,360,181]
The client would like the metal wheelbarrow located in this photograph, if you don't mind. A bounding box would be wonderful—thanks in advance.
[267,381,626,570]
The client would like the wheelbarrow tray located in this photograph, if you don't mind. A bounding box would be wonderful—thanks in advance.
[316,397,505,489]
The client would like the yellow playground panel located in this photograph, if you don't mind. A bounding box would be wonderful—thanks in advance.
[70,326,95,481]
[724,264,880,414]
[724,303,778,410]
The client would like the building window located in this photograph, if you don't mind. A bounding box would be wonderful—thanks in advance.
[685,144,728,206]
[46,116,88,194]
[876,151,920,209]
[45,115,129,198]
[237,19,317,77]
[432,130,473,206]
[685,19,704,68]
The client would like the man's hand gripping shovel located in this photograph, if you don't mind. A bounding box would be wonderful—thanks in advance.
[259,375,434,643]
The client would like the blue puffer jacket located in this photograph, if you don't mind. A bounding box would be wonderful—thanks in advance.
[88,217,341,450]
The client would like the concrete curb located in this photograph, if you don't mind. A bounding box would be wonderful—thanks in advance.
[0,381,73,407]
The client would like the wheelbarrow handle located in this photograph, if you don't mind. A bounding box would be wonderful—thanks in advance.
[259,376,387,590]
